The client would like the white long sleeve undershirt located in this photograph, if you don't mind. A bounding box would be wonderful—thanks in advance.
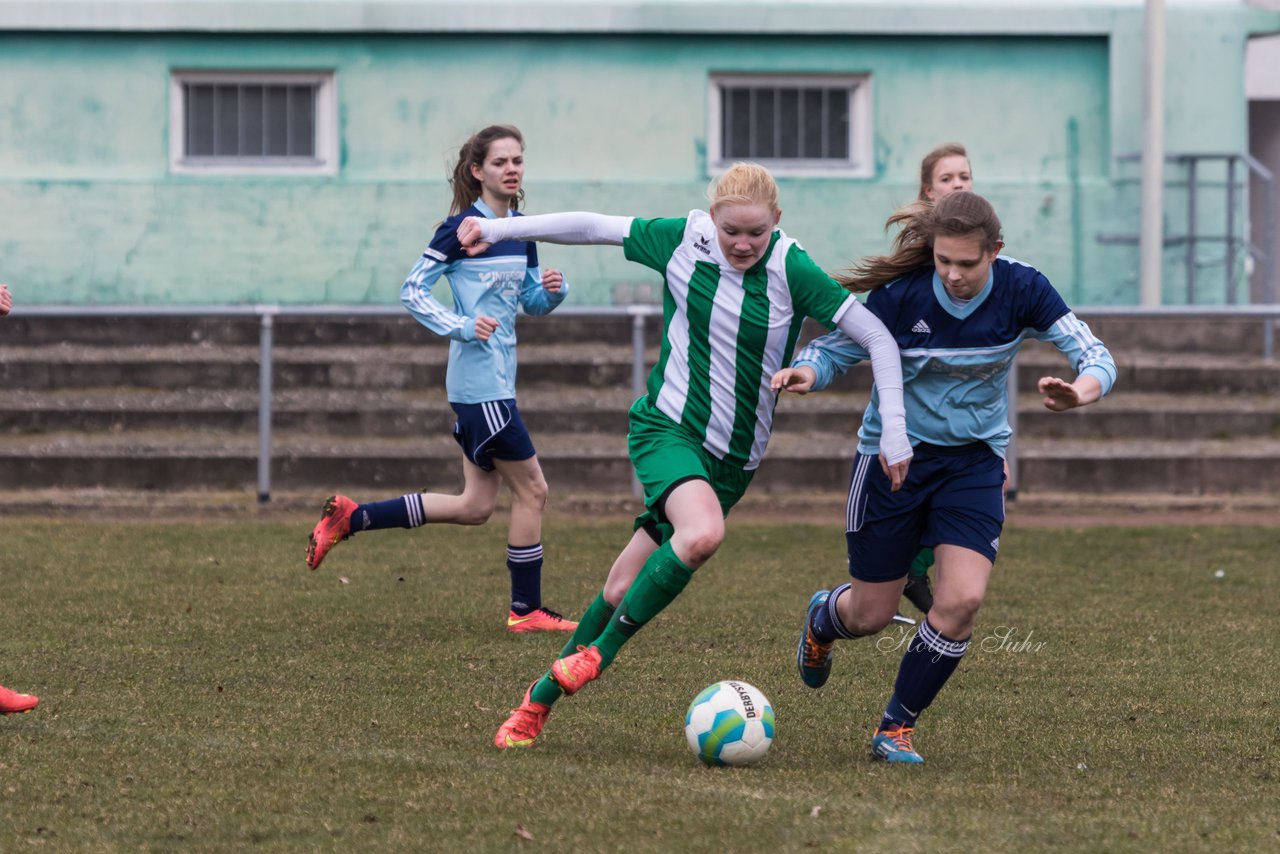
[833,303,911,465]
[475,211,633,246]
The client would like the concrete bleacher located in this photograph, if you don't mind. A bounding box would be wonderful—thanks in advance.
[1,312,1278,515]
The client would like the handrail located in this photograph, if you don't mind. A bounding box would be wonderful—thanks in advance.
[5,303,1278,502]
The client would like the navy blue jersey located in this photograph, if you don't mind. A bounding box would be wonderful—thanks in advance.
[794,257,1117,457]
[399,199,568,403]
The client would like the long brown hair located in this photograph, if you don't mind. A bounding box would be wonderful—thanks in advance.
[837,191,1003,293]
[917,142,970,202]
[448,124,524,217]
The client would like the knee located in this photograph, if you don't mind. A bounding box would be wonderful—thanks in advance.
[676,525,724,567]
[518,477,549,512]
[931,596,984,636]
[455,495,497,526]
[602,578,628,607]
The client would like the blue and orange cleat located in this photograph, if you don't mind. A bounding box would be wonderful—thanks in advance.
[507,607,578,634]
[494,683,551,749]
[550,644,603,695]
[0,685,39,715]
[871,723,925,764]
[306,494,357,570]
[797,590,835,688]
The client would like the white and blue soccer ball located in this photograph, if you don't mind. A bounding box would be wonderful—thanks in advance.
[684,680,775,766]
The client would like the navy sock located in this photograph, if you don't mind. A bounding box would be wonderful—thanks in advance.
[881,618,970,728]
[351,494,426,533]
[507,543,543,615]
[810,583,859,642]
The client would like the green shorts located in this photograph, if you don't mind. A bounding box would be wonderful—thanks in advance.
[627,397,755,543]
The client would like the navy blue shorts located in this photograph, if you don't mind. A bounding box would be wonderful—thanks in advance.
[450,399,536,472]
[845,442,1006,582]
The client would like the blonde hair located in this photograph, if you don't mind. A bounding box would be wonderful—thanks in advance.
[918,142,971,202]
[707,162,780,213]
[838,191,1003,293]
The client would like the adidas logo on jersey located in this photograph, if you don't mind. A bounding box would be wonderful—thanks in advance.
[911,319,931,334]
[694,235,712,256]
[990,537,1000,553]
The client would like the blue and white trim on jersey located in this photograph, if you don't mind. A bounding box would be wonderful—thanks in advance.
[793,256,1116,458]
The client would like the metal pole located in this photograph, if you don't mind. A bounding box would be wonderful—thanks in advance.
[257,310,275,503]
[1139,0,1166,306]
[1186,157,1196,304]
[1226,156,1237,304]
[1005,357,1018,500]
[630,310,647,499]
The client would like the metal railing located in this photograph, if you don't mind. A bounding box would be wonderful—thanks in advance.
[8,303,1280,502]
[1101,152,1276,305]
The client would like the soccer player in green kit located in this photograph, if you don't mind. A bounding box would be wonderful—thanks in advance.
[458,162,915,749]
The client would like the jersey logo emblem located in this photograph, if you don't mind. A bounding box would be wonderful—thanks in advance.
[911,319,931,334]
[694,235,713,256]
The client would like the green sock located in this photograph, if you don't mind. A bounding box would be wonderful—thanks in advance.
[529,591,616,707]
[910,547,935,579]
[592,541,695,670]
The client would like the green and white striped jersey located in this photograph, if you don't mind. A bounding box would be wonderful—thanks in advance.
[624,210,855,470]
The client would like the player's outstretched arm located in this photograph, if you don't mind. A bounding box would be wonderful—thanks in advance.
[0,283,11,316]
[458,212,632,257]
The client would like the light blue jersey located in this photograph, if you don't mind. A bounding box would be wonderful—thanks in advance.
[793,256,1116,458]
[399,199,568,404]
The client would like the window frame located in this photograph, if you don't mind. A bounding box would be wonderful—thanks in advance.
[169,69,338,176]
[707,73,873,178]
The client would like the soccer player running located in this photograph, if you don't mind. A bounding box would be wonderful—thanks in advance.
[457,162,914,749]
[306,125,578,635]
[776,191,1116,763]
[0,283,40,715]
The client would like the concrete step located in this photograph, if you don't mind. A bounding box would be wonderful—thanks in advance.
[4,339,1279,396]
[3,389,1277,442]
[3,430,1279,497]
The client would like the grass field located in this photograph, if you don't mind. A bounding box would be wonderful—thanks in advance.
[1,514,1277,852]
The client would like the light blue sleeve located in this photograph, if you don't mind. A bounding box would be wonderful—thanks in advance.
[399,254,475,342]
[517,265,569,317]
[791,328,871,392]
[1027,310,1117,396]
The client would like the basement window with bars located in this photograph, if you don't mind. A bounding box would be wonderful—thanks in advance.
[170,71,338,175]
[708,74,873,178]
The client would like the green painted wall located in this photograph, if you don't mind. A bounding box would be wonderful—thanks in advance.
[0,4,1272,307]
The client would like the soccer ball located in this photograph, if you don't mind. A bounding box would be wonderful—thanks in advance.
[683,680,774,767]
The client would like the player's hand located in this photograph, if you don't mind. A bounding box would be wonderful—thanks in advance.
[0,284,11,316]
[541,268,563,293]
[458,217,491,256]
[879,453,910,492]
[474,315,499,341]
[770,366,816,394]
[1038,376,1082,412]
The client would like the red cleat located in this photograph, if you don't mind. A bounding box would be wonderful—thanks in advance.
[506,607,578,634]
[306,494,357,570]
[494,683,551,749]
[550,645,603,695]
[0,684,39,715]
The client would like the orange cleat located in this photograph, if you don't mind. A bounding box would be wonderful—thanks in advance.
[550,644,603,695]
[306,494,357,570]
[0,684,39,715]
[494,683,551,749]
[506,607,578,634]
